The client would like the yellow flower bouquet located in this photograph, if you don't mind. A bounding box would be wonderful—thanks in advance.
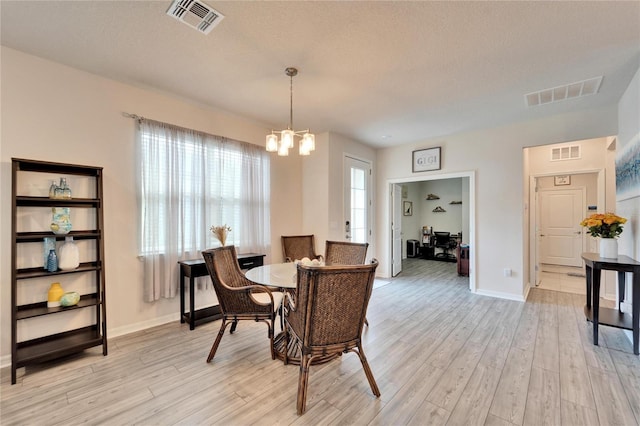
[580,213,627,238]
[210,224,232,246]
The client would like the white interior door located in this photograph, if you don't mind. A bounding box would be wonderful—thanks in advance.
[344,156,371,247]
[392,184,402,276]
[538,188,585,267]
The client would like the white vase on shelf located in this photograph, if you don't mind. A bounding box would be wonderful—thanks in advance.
[599,238,618,259]
[59,236,80,270]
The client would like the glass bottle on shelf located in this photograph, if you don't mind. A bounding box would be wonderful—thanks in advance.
[59,177,71,199]
[46,249,58,272]
[48,180,58,199]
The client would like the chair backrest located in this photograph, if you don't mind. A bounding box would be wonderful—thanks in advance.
[434,232,451,247]
[281,235,321,262]
[288,261,378,349]
[324,241,368,265]
[201,246,258,314]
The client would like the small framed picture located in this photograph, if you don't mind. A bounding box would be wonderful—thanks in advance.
[554,175,571,186]
[413,147,441,172]
[403,201,413,216]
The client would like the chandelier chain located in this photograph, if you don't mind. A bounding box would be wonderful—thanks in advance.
[289,72,293,130]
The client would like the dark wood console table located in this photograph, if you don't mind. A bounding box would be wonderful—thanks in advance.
[179,253,265,330]
[581,252,640,355]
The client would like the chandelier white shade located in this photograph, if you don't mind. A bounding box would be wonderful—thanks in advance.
[266,67,315,156]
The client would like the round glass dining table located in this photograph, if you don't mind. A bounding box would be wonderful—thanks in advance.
[244,262,297,290]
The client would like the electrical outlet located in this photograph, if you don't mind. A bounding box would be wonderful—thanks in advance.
[503,268,512,277]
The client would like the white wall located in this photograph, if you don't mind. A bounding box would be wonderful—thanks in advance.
[0,47,303,362]
[420,179,464,235]
[616,66,640,310]
[376,106,618,300]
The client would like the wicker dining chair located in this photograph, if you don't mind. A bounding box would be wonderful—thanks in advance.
[324,240,369,265]
[281,235,324,263]
[283,260,380,415]
[324,240,371,326]
[201,246,283,362]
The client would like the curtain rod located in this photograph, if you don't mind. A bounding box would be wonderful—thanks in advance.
[121,112,259,150]
[122,112,144,121]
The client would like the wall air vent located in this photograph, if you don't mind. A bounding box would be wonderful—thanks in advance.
[166,0,224,35]
[550,145,581,161]
[525,76,603,107]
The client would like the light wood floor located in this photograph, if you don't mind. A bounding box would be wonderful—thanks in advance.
[2,258,639,425]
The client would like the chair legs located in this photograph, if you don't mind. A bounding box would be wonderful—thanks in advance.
[296,354,312,415]
[295,346,380,415]
[207,318,230,362]
[356,343,380,397]
[207,317,276,363]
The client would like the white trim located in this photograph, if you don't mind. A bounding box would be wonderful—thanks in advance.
[109,313,179,339]
[386,170,476,293]
[475,288,526,302]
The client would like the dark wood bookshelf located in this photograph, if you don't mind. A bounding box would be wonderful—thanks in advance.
[11,158,108,384]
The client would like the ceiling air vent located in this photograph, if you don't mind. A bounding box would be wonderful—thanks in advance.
[525,76,603,107]
[166,0,224,35]
[550,145,581,161]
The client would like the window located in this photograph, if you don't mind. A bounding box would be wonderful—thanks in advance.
[136,118,270,301]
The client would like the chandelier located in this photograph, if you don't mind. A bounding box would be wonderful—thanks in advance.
[266,67,315,156]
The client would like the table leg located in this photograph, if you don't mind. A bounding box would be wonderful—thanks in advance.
[189,276,196,330]
[592,268,601,346]
[617,271,626,312]
[585,264,592,309]
[180,270,186,324]
[633,272,639,355]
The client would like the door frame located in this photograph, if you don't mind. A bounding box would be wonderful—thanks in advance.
[343,155,372,247]
[387,170,476,292]
[528,169,605,288]
[537,186,586,267]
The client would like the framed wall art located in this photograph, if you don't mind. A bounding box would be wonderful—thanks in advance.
[554,175,571,186]
[403,201,413,216]
[413,147,441,172]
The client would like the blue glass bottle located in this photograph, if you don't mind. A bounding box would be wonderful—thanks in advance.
[46,249,58,272]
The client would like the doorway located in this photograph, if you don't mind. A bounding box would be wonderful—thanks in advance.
[344,156,371,246]
[388,171,476,292]
[528,170,605,294]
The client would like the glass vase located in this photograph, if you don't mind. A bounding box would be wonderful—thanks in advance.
[43,237,56,269]
[46,249,58,272]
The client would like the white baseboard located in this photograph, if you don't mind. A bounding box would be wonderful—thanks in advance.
[474,288,526,302]
[523,282,531,301]
[0,313,180,370]
[108,313,180,339]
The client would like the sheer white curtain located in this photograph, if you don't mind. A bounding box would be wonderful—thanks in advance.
[136,119,270,301]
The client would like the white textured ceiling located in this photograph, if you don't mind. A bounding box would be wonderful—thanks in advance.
[2,1,639,148]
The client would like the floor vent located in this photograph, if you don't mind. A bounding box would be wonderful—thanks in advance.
[166,0,224,35]
[525,76,603,107]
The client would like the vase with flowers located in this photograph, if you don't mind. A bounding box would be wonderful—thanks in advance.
[210,224,232,247]
[580,212,627,258]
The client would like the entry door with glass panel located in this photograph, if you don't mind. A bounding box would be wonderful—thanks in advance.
[344,156,371,246]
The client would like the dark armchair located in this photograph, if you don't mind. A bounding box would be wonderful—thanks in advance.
[201,246,283,362]
[434,231,457,260]
[283,260,380,414]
